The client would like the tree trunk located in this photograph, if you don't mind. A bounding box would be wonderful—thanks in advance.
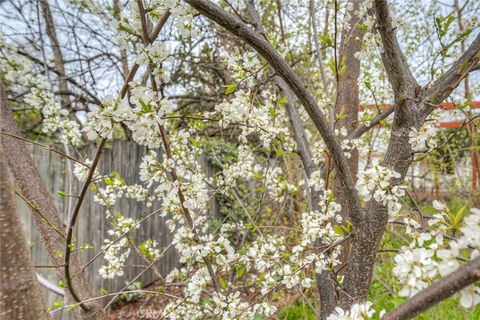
[0,83,105,319]
[334,0,363,193]
[0,148,49,320]
[320,1,363,317]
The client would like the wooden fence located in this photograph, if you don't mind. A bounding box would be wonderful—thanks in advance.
[16,141,180,317]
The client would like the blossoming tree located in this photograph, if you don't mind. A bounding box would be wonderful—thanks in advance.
[0,0,479,319]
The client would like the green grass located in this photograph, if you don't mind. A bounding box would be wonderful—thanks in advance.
[279,302,316,320]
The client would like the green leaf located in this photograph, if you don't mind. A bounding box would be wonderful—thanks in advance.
[454,206,467,226]
[328,58,337,75]
[337,56,347,77]
[274,145,284,158]
[57,191,67,197]
[268,107,278,118]
[252,171,263,180]
[320,33,333,47]
[333,225,343,235]
[278,95,289,104]
[225,83,237,95]
[58,281,65,288]
[364,79,372,90]
[356,23,368,33]
[139,99,152,113]
[118,23,135,35]
[442,14,455,37]
[336,105,346,120]
[257,272,266,284]
[218,276,229,289]
[236,265,246,280]
[99,288,108,295]
[83,243,94,250]
[111,171,126,185]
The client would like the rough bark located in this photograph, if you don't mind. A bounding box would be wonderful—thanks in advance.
[0,147,49,320]
[334,0,363,182]
[339,0,480,309]
[328,1,364,316]
[339,119,416,308]
[0,84,105,319]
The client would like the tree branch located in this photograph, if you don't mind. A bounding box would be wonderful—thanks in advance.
[62,11,171,311]
[421,33,480,107]
[16,50,102,106]
[185,0,364,224]
[240,4,338,315]
[36,273,65,296]
[373,0,418,96]
[381,256,480,320]
[348,105,395,139]
[241,0,316,186]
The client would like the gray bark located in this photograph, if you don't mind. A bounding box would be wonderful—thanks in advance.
[0,147,49,320]
[0,83,105,319]
[338,0,480,308]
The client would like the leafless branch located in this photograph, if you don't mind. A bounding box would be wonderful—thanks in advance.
[373,0,418,96]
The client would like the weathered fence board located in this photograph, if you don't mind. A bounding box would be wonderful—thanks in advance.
[16,141,179,318]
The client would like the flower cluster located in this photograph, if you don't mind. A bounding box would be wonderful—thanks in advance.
[393,246,437,297]
[73,159,95,182]
[356,159,405,216]
[214,89,295,150]
[83,85,176,148]
[136,42,173,83]
[139,239,161,261]
[327,301,379,320]
[393,202,480,308]
[409,122,438,151]
[210,291,277,319]
[99,215,139,279]
[115,0,196,50]
[223,49,263,86]
[0,38,82,145]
